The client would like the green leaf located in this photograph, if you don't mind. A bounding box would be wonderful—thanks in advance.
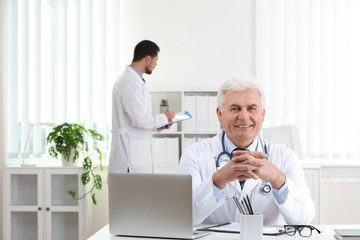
[97,148,103,170]
[81,172,90,185]
[83,157,92,171]
[73,149,79,162]
[94,174,102,190]
[92,193,97,205]
[48,146,58,159]
[68,191,76,199]
[88,129,105,141]
[46,122,105,205]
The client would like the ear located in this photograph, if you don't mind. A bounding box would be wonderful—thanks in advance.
[144,55,152,64]
[261,108,265,122]
[216,108,223,123]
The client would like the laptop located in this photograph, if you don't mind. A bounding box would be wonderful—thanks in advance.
[108,173,210,239]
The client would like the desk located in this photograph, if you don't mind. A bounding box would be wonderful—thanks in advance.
[88,224,360,239]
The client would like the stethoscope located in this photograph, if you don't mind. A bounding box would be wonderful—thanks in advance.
[216,131,272,194]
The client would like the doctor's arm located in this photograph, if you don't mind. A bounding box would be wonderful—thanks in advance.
[156,111,175,130]
[255,150,315,225]
[178,148,223,225]
[275,159,315,225]
[122,84,169,129]
[232,149,315,224]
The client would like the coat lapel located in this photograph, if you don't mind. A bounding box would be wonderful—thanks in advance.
[240,178,261,198]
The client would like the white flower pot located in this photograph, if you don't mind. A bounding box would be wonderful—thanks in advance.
[61,148,80,167]
[160,106,169,113]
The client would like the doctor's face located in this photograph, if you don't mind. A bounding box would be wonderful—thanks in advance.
[145,53,159,74]
[217,90,265,148]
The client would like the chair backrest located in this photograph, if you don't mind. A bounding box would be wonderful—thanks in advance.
[262,125,303,159]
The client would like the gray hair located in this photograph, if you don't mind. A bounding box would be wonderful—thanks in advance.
[217,76,265,112]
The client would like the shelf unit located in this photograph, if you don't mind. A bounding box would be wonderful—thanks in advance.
[3,167,85,240]
[150,91,220,172]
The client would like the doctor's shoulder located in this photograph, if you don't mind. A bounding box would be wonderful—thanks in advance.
[117,78,144,97]
[265,140,300,165]
[182,137,214,157]
[113,72,132,89]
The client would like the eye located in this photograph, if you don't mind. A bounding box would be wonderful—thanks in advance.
[230,106,240,111]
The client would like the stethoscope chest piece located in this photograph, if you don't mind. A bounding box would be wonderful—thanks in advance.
[262,183,272,194]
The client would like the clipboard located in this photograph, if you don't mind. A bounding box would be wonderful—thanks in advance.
[196,222,285,236]
[162,111,192,127]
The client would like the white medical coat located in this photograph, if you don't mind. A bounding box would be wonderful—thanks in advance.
[178,130,315,226]
[109,66,168,173]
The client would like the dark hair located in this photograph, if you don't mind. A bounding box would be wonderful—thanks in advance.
[132,40,160,62]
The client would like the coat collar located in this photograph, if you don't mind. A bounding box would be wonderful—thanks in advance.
[126,65,145,85]
[211,130,225,158]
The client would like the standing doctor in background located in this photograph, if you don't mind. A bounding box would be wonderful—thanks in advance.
[178,76,315,226]
[109,40,175,173]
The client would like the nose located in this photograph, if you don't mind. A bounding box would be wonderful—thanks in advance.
[236,110,249,120]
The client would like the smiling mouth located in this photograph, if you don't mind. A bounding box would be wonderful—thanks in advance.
[235,124,254,128]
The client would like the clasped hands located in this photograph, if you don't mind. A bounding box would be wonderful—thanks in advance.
[212,150,285,190]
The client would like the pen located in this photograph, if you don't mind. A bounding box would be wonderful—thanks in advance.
[233,196,244,214]
[246,194,254,215]
[241,199,249,215]
[245,198,253,215]
[239,202,247,215]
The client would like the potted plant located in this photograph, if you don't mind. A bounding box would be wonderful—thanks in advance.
[160,99,169,113]
[46,122,105,205]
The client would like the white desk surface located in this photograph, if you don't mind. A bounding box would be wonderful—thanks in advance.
[87,224,360,240]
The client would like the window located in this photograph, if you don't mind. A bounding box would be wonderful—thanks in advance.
[6,0,123,163]
[256,0,360,159]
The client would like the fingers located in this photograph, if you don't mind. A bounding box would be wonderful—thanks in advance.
[230,152,266,179]
[231,158,265,170]
[232,149,267,159]
[157,124,172,130]
[169,110,175,119]
[231,161,263,171]
[237,170,259,181]
[214,150,267,188]
[214,161,248,189]
[164,110,175,122]
[231,150,266,168]
[213,162,262,189]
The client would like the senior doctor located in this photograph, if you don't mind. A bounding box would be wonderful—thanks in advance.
[178,76,315,226]
[109,40,175,173]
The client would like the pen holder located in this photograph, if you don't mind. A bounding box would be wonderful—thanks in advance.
[240,213,263,240]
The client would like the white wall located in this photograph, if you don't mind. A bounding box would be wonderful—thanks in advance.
[120,0,255,91]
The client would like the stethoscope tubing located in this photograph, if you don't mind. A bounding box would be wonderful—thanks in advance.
[215,131,233,168]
